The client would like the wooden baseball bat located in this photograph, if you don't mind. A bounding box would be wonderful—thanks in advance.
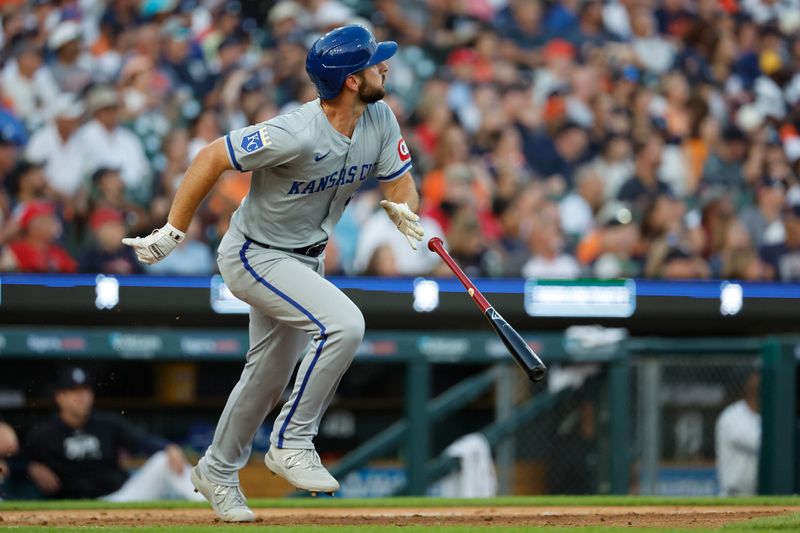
[427,237,547,382]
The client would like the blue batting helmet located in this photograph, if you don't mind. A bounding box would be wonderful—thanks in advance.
[306,25,397,100]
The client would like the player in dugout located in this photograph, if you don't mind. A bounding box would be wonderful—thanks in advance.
[23,366,203,501]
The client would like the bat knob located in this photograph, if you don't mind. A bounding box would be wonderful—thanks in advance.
[427,237,443,252]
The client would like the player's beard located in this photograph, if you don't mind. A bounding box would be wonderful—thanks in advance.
[358,78,385,104]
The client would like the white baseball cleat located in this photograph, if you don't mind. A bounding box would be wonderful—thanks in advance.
[190,466,256,523]
[264,447,339,495]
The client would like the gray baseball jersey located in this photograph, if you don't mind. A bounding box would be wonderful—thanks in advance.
[224,98,412,248]
[196,98,414,487]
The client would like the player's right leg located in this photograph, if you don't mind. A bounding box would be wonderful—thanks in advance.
[197,308,307,483]
[193,308,307,520]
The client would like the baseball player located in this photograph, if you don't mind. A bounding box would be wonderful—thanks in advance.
[123,25,423,522]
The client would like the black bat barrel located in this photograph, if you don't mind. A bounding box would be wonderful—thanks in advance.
[484,307,547,382]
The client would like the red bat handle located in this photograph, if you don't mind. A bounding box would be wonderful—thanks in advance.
[427,237,491,312]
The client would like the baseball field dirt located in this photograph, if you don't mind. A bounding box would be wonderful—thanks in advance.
[2,496,800,531]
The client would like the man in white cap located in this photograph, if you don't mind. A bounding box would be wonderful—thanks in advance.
[267,1,309,42]
[75,86,151,203]
[25,94,87,200]
[48,20,93,94]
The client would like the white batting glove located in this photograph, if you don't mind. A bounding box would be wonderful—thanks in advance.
[122,223,185,265]
[380,200,424,250]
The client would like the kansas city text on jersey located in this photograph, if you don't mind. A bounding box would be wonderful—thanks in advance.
[288,162,376,195]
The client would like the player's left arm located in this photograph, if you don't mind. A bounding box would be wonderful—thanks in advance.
[379,172,424,250]
[373,102,424,249]
[379,172,419,212]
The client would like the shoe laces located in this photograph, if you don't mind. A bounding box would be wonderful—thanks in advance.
[284,449,323,470]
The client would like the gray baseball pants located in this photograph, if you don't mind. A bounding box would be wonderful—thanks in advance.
[197,227,364,486]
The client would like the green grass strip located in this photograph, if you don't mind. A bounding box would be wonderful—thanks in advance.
[724,511,800,530]
[2,495,800,511]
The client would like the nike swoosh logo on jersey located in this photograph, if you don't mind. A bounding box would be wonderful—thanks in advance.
[314,151,331,161]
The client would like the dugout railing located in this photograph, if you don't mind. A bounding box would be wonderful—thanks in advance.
[0,328,797,496]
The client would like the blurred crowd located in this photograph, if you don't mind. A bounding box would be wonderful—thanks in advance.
[0,0,800,281]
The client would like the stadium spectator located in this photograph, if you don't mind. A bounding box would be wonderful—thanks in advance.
[0,104,27,168]
[421,126,483,214]
[710,214,749,271]
[188,109,223,161]
[630,5,676,75]
[445,206,502,278]
[494,0,548,67]
[760,201,800,280]
[76,86,151,204]
[24,94,87,200]
[559,164,605,241]
[525,121,590,194]
[1,39,58,130]
[48,20,93,94]
[153,128,192,222]
[602,0,635,39]
[641,192,710,279]
[266,2,309,45]
[545,0,580,34]
[701,190,736,261]
[521,201,581,279]
[722,247,775,281]
[157,20,214,100]
[715,371,761,496]
[618,135,673,214]
[653,245,711,279]
[740,175,789,248]
[531,39,576,109]
[2,201,76,273]
[24,366,202,501]
[6,160,48,210]
[200,1,244,70]
[700,125,749,196]
[570,0,617,47]
[593,134,635,201]
[79,207,142,275]
[493,194,532,277]
[118,55,161,121]
[577,201,640,279]
[484,125,533,201]
[88,168,152,238]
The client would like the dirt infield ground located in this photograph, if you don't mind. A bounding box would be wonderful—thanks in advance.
[2,505,799,528]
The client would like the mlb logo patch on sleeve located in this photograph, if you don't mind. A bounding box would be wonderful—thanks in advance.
[241,128,271,153]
